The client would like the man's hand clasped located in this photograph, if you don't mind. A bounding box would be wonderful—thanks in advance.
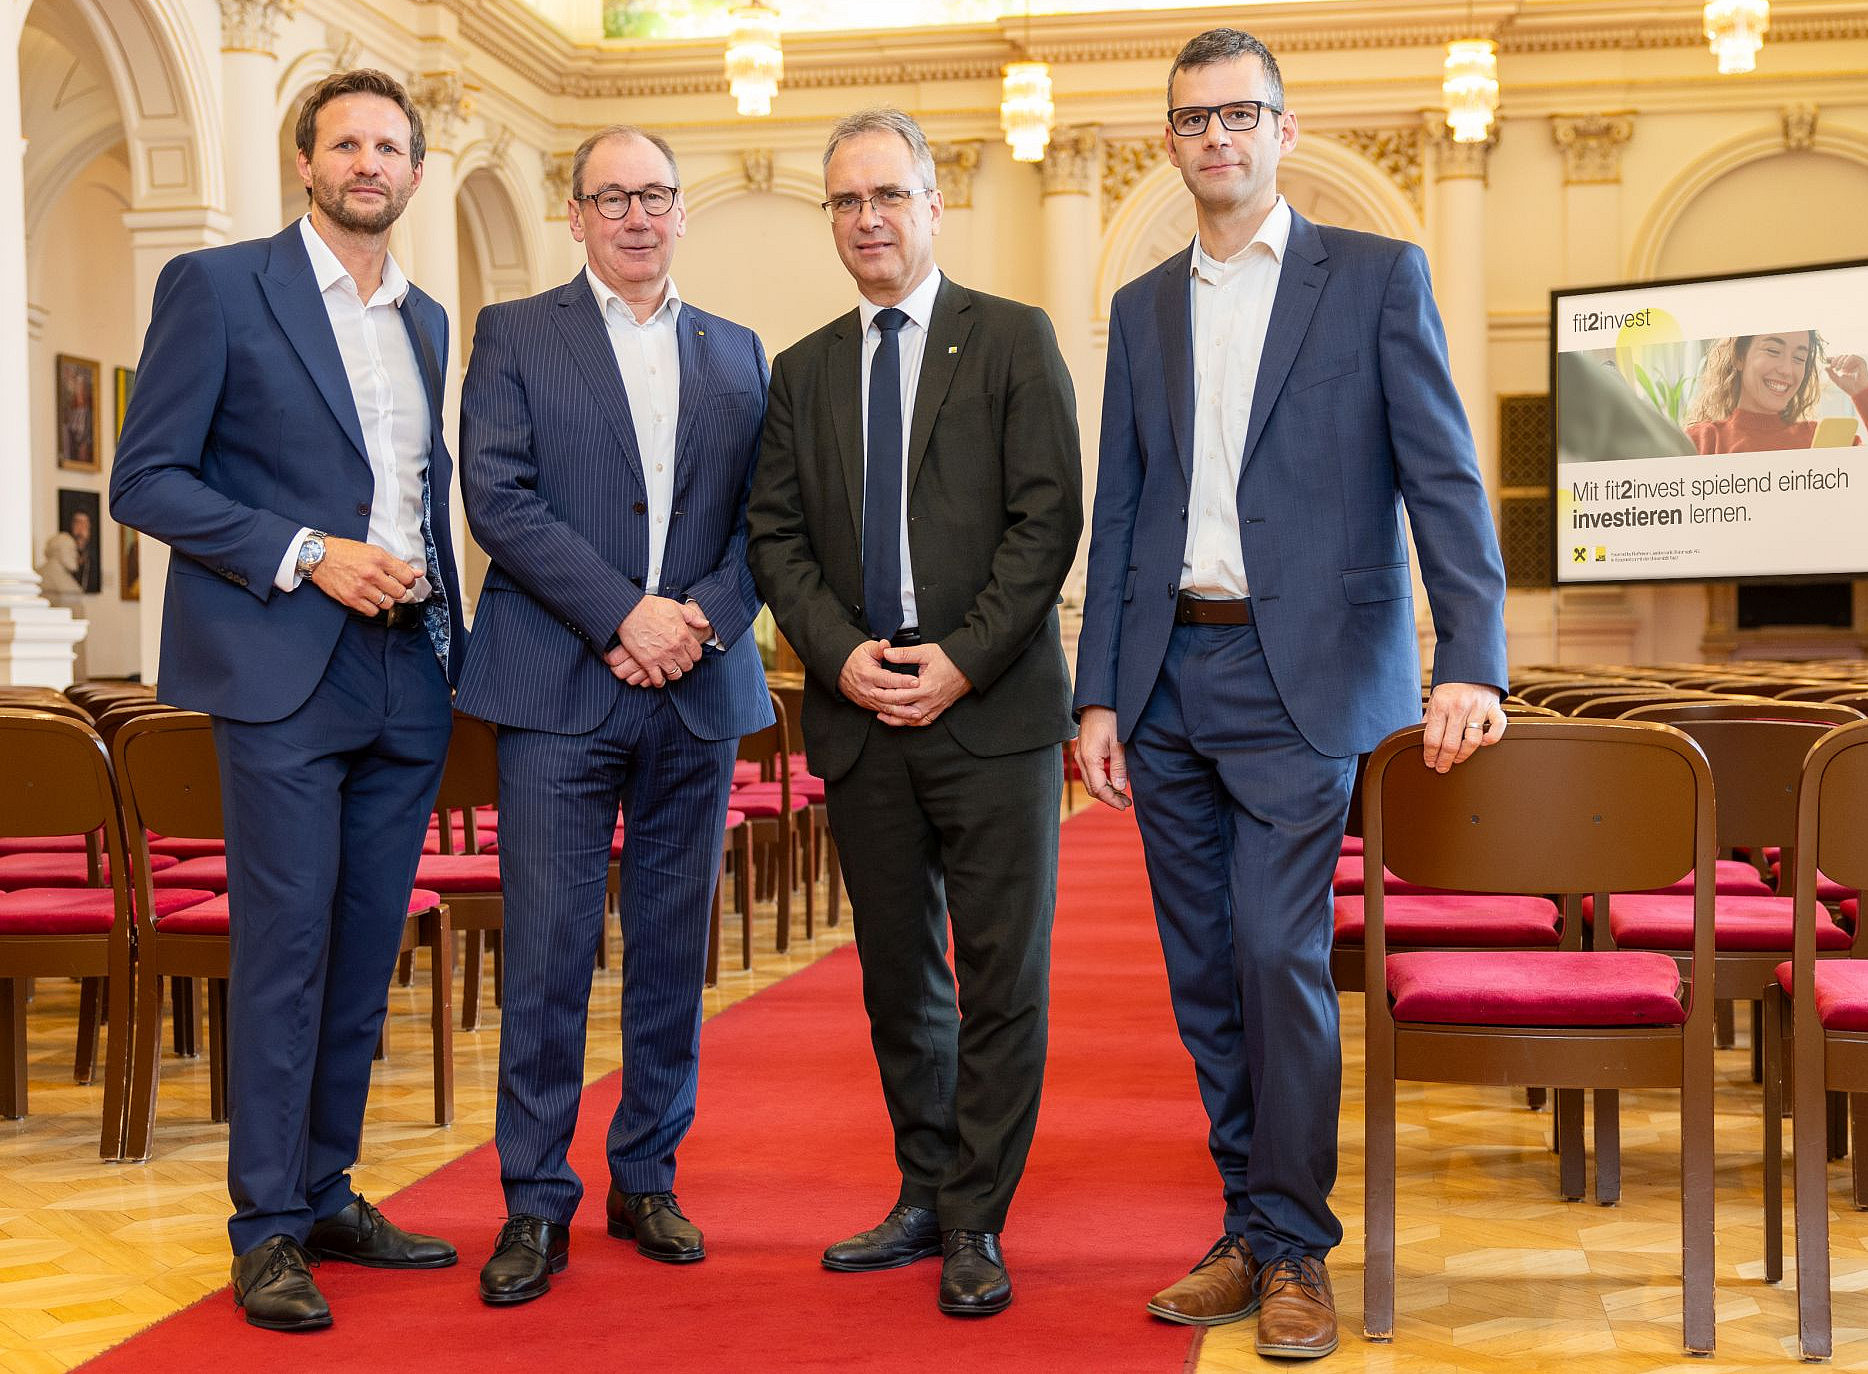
[308,536,423,614]
[604,596,713,687]
[839,639,972,728]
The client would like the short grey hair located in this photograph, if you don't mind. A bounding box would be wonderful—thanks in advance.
[570,125,681,199]
[1167,28,1286,112]
[822,107,938,191]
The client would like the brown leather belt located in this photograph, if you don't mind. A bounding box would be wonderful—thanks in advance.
[1175,594,1252,626]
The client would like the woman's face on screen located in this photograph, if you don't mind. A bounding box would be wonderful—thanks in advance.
[1737,332,1813,414]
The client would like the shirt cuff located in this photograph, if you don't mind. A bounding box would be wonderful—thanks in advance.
[274,527,314,593]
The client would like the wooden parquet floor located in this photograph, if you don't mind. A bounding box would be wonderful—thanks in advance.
[7,827,1868,1371]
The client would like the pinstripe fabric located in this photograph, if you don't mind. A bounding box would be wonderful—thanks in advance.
[493,693,735,1220]
[456,275,773,742]
[456,274,772,1222]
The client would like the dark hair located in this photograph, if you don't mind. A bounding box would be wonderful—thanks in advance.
[1167,28,1285,111]
[570,126,681,199]
[294,69,425,168]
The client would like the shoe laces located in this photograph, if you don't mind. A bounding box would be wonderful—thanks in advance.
[258,1237,316,1288]
[944,1229,995,1259]
[1256,1255,1329,1303]
[495,1215,547,1252]
[626,1190,684,1219]
[1192,1233,1254,1274]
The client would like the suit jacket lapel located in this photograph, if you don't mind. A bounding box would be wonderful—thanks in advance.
[1238,212,1328,475]
[672,304,708,499]
[399,294,446,454]
[906,277,973,495]
[1154,244,1196,489]
[828,311,864,539]
[550,274,646,486]
[259,225,369,466]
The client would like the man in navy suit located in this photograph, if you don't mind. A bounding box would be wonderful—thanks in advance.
[110,70,466,1332]
[456,126,772,1306]
[1073,29,1509,1359]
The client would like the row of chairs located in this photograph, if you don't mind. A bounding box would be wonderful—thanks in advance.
[1354,659,1868,1358]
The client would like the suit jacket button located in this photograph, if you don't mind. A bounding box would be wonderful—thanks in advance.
[357,502,370,516]
[633,502,647,515]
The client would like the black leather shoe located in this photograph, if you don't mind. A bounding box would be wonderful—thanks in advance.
[606,1186,705,1263]
[231,1235,331,1332]
[478,1215,569,1305]
[307,1195,457,1269]
[822,1204,942,1272]
[938,1230,1012,1316]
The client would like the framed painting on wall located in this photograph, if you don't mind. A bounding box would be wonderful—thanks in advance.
[56,354,101,472]
[54,489,102,595]
[120,525,140,601]
[114,366,136,442]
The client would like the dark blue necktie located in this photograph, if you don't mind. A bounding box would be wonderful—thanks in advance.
[863,307,910,639]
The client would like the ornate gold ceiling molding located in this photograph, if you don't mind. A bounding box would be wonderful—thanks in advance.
[1328,128,1425,213]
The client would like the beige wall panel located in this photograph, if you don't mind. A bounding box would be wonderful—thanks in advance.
[1656,148,1868,278]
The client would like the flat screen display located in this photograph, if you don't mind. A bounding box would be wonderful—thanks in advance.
[1550,258,1868,584]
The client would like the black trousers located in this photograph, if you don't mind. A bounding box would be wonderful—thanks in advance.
[825,723,1062,1233]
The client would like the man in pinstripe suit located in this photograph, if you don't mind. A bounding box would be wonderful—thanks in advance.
[455,126,773,1306]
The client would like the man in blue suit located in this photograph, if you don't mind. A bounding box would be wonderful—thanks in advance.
[1073,29,1509,1359]
[457,126,772,1306]
[110,70,466,1332]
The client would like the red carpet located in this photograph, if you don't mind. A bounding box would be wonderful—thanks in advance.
[82,806,1219,1372]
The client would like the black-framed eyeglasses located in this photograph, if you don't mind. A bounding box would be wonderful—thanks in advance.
[573,185,679,219]
[1167,100,1282,138]
[821,187,935,221]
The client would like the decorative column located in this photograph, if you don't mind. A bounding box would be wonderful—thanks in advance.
[1039,125,1101,629]
[219,0,296,241]
[404,71,472,603]
[1424,115,1497,508]
[0,28,86,683]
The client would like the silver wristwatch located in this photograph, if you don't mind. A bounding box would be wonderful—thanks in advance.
[295,530,328,582]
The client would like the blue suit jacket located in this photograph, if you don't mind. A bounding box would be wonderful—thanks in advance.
[1073,213,1508,759]
[454,276,773,741]
[109,222,467,724]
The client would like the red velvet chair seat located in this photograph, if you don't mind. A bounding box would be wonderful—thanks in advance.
[723,809,746,831]
[1335,894,1560,946]
[730,788,808,818]
[150,856,231,891]
[1386,949,1686,1026]
[164,886,443,935]
[0,836,91,855]
[145,835,226,859]
[1774,959,1868,1032]
[1339,835,1365,856]
[1769,862,1858,903]
[1595,893,1852,952]
[733,761,762,787]
[1844,898,1859,929]
[0,886,213,935]
[1637,858,1774,898]
[0,852,177,888]
[1332,855,1450,897]
[413,854,503,892]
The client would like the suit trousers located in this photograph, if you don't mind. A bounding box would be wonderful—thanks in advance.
[213,617,452,1255]
[493,688,737,1223]
[1125,620,1355,1262]
[826,723,1061,1233]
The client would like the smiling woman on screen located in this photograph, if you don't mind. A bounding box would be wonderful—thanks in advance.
[1683,329,1868,453]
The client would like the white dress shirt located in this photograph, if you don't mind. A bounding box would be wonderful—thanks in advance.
[1180,195,1292,600]
[587,267,683,596]
[276,215,433,596]
[859,266,943,631]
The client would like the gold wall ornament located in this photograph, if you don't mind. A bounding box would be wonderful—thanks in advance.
[931,142,982,210]
[542,151,574,217]
[1328,128,1424,214]
[1442,38,1500,144]
[408,71,474,155]
[1704,0,1769,74]
[1550,113,1634,184]
[725,1,783,117]
[1783,102,1818,150]
[1000,61,1055,163]
[1040,126,1100,198]
[218,0,298,56]
[1425,113,1498,184]
[1100,137,1167,220]
[741,148,775,194]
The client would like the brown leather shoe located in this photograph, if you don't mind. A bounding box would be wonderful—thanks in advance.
[1254,1255,1338,1359]
[1146,1235,1260,1325]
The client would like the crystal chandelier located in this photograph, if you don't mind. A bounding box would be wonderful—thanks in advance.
[725,1,783,117]
[1001,60,1054,162]
[1704,0,1769,74]
[1441,38,1499,144]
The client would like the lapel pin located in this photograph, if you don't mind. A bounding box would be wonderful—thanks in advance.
[697,329,705,336]
[947,345,958,354]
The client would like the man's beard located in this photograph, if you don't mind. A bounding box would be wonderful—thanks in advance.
[312,175,412,234]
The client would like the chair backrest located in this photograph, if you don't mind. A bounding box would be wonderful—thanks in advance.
[737,693,785,771]
[1538,685,1668,716]
[1567,690,1725,719]
[111,711,225,842]
[92,699,183,749]
[1516,678,1664,707]
[433,713,499,814]
[1791,721,1868,1005]
[0,710,127,850]
[1363,718,1712,918]
[1619,698,1864,728]
[1501,702,1561,719]
[770,682,806,757]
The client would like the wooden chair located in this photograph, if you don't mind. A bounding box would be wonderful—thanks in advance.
[769,681,839,928]
[733,694,803,952]
[1763,717,1868,1360]
[416,712,504,1029]
[1361,719,1717,1353]
[0,710,144,1157]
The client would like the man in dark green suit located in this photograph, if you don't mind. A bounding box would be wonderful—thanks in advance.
[747,107,1082,1319]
